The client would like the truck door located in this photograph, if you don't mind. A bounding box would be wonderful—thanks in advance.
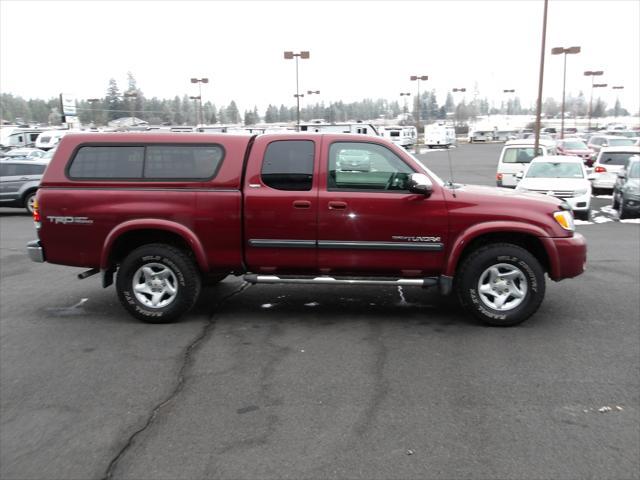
[317,140,449,277]
[243,137,319,273]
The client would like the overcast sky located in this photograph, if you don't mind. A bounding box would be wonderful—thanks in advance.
[1,0,639,115]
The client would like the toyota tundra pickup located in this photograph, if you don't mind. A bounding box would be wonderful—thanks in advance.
[27,133,587,326]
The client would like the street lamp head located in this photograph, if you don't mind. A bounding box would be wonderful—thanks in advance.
[400,92,411,96]
[503,89,515,93]
[551,47,565,55]
[87,98,100,103]
[201,78,209,83]
[190,78,198,83]
[593,83,608,88]
[410,75,428,81]
[189,96,201,100]
[612,86,624,90]
[284,51,293,59]
[567,46,581,54]
[300,51,310,59]
[123,92,137,98]
[453,88,466,92]
[584,70,604,76]
[307,90,320,94]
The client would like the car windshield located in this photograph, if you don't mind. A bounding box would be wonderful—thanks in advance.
[600,152,637,165]
[502,147,543,164]
[609,138,635,146]
[560,140,587,149]
[629,162,640,178]
[526,162,584,178]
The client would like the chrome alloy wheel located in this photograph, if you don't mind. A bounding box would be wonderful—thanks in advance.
[132,263,179,308]
[27,195,36,213]
[477,263,528,311]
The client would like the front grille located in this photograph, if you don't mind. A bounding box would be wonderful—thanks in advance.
[530,189,576,198]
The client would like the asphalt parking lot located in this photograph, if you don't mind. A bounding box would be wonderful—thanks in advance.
[1,143,638,480]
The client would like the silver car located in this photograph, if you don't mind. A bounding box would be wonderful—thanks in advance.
[0,159,49,213]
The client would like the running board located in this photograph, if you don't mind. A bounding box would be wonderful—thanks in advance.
[243,274,438,288]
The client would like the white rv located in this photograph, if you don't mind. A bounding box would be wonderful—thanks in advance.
[35,129,70,150]
[424,124,456,148]
[0,127,46,150]
[298,122,379,136]
[378,126,416,149]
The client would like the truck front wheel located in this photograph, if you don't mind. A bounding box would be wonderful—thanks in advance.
[455,244,546,326]
[116,244,201,323]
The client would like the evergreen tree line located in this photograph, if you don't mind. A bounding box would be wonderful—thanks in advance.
[0,73,631,127]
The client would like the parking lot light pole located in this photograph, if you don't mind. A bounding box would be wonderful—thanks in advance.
[87,98,100,127]
[612,86,624,119]
[503,89,515,115]
[190,78,209,125]
[189,96,201,124]
[284,51,310,131]
[400,92,411,124]
[552,46,581,138]
[123,92,137,126]
[584,70,604,131]
[533,0,549,154]
[410,75,428,153]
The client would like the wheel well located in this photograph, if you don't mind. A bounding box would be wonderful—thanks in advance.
[456,232,550,274]
[22,188,37,201]
[108,229,193,268]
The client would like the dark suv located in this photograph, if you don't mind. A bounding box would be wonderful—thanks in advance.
[0,159,49,213]
[612,157,640,219]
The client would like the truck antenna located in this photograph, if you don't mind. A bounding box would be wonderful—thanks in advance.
[446,139,457,198]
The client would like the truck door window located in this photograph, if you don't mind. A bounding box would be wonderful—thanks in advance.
[328,142,414,191]
[145,145,223,179]
[261,140,314,191]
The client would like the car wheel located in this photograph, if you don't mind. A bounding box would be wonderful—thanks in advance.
[455,243,546,327]
[575,210,590,221]
[24,191,37,214]
[116,243,201,323]
[618,199,631,220]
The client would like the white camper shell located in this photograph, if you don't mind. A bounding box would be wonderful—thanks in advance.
[424,124,456,148]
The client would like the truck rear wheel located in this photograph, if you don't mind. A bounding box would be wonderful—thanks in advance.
[455,243,545,326]
[116,244,201,323]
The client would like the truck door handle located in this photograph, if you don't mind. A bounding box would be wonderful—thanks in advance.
[293,200,311,209]
[328,201,347,210]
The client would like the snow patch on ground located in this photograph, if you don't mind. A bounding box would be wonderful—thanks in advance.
[574,219,593,225]
[593,216,613,224]
[620,218,640,224]
[595,195,613,199]
[600,205,617,215]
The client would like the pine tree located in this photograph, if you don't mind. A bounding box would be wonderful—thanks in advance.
[105,78,123,121]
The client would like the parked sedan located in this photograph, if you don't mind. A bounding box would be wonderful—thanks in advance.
[612,157,640,219]
[515,156,591,220]
[590,146,640,193]
[555,138,594,166]
[1,148,47,160]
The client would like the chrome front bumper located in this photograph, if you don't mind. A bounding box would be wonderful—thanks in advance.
[27,240,45,263]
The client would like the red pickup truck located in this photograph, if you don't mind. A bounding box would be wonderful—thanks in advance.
[27,133,587,326]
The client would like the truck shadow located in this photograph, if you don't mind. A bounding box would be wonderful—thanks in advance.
[193,280,476,328]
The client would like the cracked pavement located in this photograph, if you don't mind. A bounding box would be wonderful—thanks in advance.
[1,144,639,479]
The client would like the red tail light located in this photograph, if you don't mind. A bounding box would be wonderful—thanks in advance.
[496,173,503,181]
[594,166,607,173]
[33,198,41,227]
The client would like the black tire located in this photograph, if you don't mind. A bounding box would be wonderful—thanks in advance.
[575,210,590,221]
[116,244,201,323]
[612,191,620,210]
[618,199,631,220]
[24,191,37,214]
[455,243,546,327]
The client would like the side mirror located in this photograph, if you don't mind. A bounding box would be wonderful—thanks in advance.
[602,142,608,147]
[587,174,596,181]
[618,171,626,179]
[407,173,433,197]
[515,171,524,179]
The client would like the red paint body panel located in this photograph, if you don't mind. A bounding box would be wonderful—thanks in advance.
[35,132,587,284]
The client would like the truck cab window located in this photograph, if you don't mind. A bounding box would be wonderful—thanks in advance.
[328,142,414,191]
[261,140,314,191]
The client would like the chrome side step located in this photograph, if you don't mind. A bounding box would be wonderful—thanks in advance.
[243,274,438,288]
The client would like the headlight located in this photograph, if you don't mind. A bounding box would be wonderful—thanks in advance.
[553,210,575,231]
[573,187,589,196]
